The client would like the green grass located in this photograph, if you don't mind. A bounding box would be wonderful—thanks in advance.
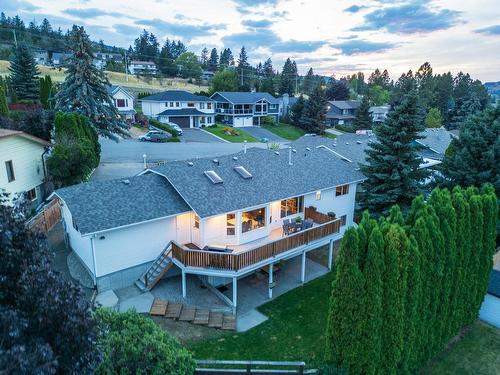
[188,271,500,374]
[187,272,334,366]
[322,132,337,139]
[421,321,500,375]
[204,125,259,143]
[262,123,306,140]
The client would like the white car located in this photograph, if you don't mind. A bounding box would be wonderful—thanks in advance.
[166,122,183,136]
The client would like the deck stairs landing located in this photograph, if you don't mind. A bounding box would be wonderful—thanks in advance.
[150,298,236,331]
[135,241,173,291]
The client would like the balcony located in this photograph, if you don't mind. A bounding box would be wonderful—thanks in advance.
[215,108,254,115]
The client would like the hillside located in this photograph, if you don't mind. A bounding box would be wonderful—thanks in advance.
[0,60,208,95]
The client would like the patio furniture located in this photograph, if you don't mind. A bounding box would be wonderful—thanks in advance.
[205,245,234,253]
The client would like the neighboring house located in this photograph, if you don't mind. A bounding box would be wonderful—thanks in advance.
[326,100,360,127]
[51,52,71,66]
[479,269,500,328]
[128,61,158,75]
[369,105,390,125]
[0,129,50,209]
[141,90,215,128]
[201,70,215,82]
[95,52,123,63]
[210,92,282,127]
[279,93,298,117]
[106,85,136,120]
[416,127,455,160]
[33,50,49,65]
[52,146,365,311]
[93,59,106,70]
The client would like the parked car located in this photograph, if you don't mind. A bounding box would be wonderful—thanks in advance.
[140,130,169,142]
[165,122,183,136]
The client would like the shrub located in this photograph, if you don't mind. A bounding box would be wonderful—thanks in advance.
[262,115,276,125]
[167,136,181,142]
[327,212,336,218]
[95,309,195,375]
[149,118,179,137]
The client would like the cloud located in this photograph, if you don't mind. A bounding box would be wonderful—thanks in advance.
[353,3,461,34]
[135,19,226,39]
[333,39,396,55]
[475,24,500,35]
[232,0,279,5]
[64,8,126,18]
[344,5,365,13]
[113,24,142,35]
[272,40,325,53]
[2,0,38,13]
[242,19,273,28]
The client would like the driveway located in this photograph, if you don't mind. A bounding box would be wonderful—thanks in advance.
[180,129,224,143]
[242,126,286,142]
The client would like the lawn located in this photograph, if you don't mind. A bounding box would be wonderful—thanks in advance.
[263,123,306,140]
[204,125,260,143]
[187,270,500,374]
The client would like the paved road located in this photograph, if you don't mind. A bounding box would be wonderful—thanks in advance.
[243,126,286,142]
[100,138,268,163]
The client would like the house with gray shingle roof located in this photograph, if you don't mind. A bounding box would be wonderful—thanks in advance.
[326,100,360,127]
[52,145,364,303]
[141,90,215,128]
[210,91,282,126]
[106,85,136,120]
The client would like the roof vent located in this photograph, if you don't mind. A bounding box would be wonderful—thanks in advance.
[292,149,297,153]
[356,141,362,144]
[306,147,311,151]
[213,159,220,165]
[187,162,194,166]
[234,166,252,179]
[122,179,130,185]
[274,151,280,155]
[204,170,223,184]
[233,156,238,161]
[346,142,349,145]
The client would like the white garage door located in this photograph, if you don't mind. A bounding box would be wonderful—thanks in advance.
[234,116,253,127]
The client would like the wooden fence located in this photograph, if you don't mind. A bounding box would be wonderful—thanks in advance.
[27,199,61,234]
[304,206,334,224]
[172,218,341,272]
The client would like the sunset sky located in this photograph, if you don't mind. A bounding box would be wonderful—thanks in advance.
[5,0,500,81]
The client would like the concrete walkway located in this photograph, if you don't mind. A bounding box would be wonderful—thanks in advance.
[325,128,344,136]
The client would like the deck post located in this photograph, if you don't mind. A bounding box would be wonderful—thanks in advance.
[232,277,238,314]
[181,269,186,298]
[268,263,274,299]
[328,239,334,270]
[301,251,306,283]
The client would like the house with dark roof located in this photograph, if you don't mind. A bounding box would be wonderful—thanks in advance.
[52,146,365,310]
[326,100,360,127]
[141,90,215,128]
[128,60,158,75]
[106,85,136,120]
[210,91,282,127]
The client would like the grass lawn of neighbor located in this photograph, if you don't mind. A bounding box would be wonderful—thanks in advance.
[263,123,306,141]
[204,124,259,143]
[187,271,500,374]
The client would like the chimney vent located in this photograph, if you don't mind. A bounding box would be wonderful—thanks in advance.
[122,179,130,185]
[233,156,238,161]
[274,151,280,155]
[187,162,194,166]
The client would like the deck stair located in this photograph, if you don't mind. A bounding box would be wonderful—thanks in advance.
[149,298,236,331]
[135,241,173,292]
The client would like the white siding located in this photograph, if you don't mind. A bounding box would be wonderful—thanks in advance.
[0,136,45,199]
[112,89,134,112]
[60,202,94,273]
[141,100,215,117]
[93,216,177,277]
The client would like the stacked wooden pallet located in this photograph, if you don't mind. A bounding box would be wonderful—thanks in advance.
[150,299,236,331]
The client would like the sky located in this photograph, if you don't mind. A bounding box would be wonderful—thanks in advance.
[6,0,500,82]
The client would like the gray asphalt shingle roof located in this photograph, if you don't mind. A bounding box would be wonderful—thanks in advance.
[416,127,454,156]
[328,100,360,110]
[157,108,206,116]
[212,92,280,104]
[142,90,212,102]
[152,146,365,218]
[55,173,190,235]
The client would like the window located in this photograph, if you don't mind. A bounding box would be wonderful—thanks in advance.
[340,215,347,226]
[280,196,304,218]
[207,117,212,124]
[242,207,266,233]
[200,103,205,109]
[194,215,200,229]
[5,160,15,182]
[336,184,349,196]
[175,102,180,107]
[169,101,174,107]
[26,188,37,201]
[227,213,236,236]
[200,116,205,124]
[187,102,195,107]
[116,98,126,107]
[207,103,212,109]
[316,191,321,200]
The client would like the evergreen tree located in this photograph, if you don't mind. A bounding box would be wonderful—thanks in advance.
[326,80,350,101]
[0,84,8,115]
[368,68,391,88]
[200,47,209,68]
[290,95,305,127]
[361,226,384,375]
[466,190,483,322]
[301,67,316,95]
[39,75,53,109]
[261,58,275,95]
[441,105,500,191]
[299,85,326,134]
[54,25,126,138]
[237,46,251,90]
[279,58,298,95]
[8,43,40,101]
[325,228,365,374]
[432,72,454,128]
[353,95,372,130]
[359,92,427,215]
[208,48,219,72]
[219,48,234,67]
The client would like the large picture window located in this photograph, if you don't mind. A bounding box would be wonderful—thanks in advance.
[242,207,266,233]
[280,196,304,218]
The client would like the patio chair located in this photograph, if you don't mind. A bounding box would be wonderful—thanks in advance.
[283,218,291,225]
[303,221,313,230]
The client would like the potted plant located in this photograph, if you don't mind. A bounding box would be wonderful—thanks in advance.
[295,216,302,223]
[327,212,336,219]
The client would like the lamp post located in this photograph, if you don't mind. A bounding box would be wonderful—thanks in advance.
[143,154,147,169]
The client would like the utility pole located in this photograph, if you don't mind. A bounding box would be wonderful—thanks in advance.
[12,29,17,48]
[124,51,129,82]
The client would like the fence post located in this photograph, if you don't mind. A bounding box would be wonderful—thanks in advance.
[246,363,251,373]
[299,364,304,374]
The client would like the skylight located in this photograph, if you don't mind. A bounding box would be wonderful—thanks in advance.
[204,170,223,184]
[234,166,252,179]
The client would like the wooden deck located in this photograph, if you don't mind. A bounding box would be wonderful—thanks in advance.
[171,218,341,272]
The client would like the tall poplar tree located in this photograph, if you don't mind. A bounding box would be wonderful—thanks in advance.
[8,43,40,101]
[0,85,8,115]
[54,25,127,138]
